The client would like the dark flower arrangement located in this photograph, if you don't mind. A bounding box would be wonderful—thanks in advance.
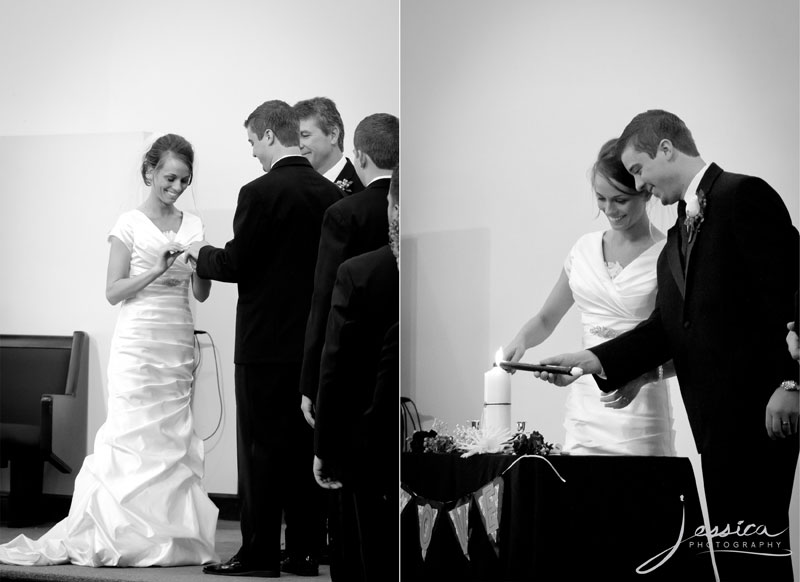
[409,430,458,454]
[409,428,560,456]
[509,430,559,456]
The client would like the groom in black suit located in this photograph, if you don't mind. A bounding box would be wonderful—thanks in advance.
[539,110,799,581]
[188,100,341,577]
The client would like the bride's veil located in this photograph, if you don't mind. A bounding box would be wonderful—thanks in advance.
[646,197,679,238]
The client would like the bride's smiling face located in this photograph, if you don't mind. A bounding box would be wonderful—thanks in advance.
[151,155,191,206]
[594,174,648,231]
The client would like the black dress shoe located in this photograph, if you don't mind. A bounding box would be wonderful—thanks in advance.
[280,554,319,576]
[203,555,280,577]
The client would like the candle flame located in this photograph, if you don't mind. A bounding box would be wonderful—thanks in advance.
[494,347,504,367]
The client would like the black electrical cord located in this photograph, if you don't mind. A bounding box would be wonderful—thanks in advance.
[192,329,224,442]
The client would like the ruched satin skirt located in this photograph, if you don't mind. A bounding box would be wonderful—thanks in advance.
[0,278,219,566]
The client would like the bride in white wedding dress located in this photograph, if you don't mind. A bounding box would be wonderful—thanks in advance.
[0,134,219,566]
[505,138,676,456]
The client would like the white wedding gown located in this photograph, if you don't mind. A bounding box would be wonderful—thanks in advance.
[0,209,219,567]
[563,231,676,456]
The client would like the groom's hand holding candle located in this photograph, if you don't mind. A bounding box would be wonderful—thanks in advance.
[535,350,601,386]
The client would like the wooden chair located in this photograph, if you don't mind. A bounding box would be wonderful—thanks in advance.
[0,331,88,525]
[400,396,421,452]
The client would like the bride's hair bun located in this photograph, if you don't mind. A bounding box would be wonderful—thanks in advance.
[592,138,637,195]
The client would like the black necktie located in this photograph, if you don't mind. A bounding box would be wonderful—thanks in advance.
[677,200,688,263]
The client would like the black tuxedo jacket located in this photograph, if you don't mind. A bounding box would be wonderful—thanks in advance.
[196,156,342,364]
[591,163,799,453]
[365,321,399,443]
[299,177,391,401]
[313,245,399,465]
[360,321,399,490]
[333,158,364,195]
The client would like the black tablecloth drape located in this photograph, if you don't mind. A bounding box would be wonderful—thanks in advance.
[401,453,715,581]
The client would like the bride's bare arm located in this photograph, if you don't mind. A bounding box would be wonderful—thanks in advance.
[191,272,211,302]
[105,237,181,305]
[504,269,574,363]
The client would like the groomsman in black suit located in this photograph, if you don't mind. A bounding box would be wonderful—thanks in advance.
[187,100,341,578]
[295,97,364,195]
[313,166,400,581]
[538,110,799,581]
[299,113,399,428]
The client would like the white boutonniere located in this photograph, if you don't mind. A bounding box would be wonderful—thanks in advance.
[684,188,707,244]
[335,178,353,193]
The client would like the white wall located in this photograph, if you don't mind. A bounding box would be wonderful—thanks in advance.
[0,0,398,495]
[0,133,146,494]
[401,0,798,577]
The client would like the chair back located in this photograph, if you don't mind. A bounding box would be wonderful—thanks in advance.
[401,396,421,451]
[0,335,75,426]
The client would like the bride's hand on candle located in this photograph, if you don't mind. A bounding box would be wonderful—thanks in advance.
[502,339,527,374]
[535,350,599,386]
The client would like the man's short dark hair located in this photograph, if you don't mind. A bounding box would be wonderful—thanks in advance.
[353,113,399,170]
[244,100,300,147]
[294,97,345,151]
[616,109,700,159]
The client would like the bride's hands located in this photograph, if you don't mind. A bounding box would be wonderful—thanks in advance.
[154,242,186,274]
[502,336,527,374]
[600,370,653,409]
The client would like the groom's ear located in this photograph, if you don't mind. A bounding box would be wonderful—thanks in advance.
[658,139,675,160]
[354,149,367,168]
[261,128,276,147]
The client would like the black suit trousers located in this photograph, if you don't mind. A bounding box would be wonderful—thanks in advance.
[700,438,799,581]
[234,363,324,564]
[329,475,397,582]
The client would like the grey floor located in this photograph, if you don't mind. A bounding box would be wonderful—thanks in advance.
[0,520,332,581]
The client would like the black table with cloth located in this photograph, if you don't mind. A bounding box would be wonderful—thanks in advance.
[401,453,716,581]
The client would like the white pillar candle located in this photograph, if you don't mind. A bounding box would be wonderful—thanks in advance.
[484,348,511,431]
